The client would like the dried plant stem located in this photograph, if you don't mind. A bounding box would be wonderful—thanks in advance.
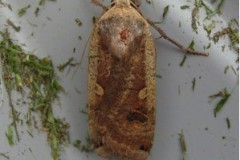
[7,90,20,141]
[147,19,209,56]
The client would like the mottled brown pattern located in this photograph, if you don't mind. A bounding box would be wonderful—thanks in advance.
[88,3,156,160]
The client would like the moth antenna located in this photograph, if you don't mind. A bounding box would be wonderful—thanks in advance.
[72,33,92,79]
[91,0,109,11]
[130,0,141,8]
[110,0,115,7]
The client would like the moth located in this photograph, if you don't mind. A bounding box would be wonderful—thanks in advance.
[88,0,208,159]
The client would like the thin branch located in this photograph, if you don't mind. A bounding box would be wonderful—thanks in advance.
[147,19,209,56]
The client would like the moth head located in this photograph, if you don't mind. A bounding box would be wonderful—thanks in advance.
[111,0,141,8]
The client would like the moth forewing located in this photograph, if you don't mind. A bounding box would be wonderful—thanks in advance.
[88,2,156,160]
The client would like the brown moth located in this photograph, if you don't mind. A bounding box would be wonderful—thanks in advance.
[88,0,156,159]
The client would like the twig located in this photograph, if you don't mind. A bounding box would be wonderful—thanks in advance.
[147,19,209,56]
